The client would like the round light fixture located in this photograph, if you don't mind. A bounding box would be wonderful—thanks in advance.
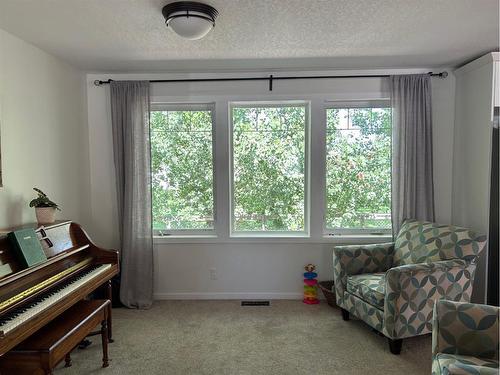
[162,1,218,40]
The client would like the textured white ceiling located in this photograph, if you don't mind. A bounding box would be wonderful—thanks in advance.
[0,0,498,72]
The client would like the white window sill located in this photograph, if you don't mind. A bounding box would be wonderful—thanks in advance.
[153,234,392,245]
[323,234,393,244]
[230,232,309,238]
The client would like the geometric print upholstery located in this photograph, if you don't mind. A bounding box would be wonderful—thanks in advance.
[394,219,487,266]
[347,272,385,309]
[333,242,394,302]
[342,292,385,332]
[333,220,486,343]
[432,300,499,360]
[383,259,476,339]
[432,354,499,375]
[333,242,393,334]
[432,300,499,375]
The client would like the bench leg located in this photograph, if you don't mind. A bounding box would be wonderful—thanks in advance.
[64,353,72,367]
[106,280,114,343]
[101,320,109,368]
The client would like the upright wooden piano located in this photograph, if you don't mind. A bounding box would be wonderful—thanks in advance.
[0,220,119,356]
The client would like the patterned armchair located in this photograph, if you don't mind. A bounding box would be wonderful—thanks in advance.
[432,300,499,375]
[333,219,487,354]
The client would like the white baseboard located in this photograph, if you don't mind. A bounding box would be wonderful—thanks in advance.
[153,292,305,300]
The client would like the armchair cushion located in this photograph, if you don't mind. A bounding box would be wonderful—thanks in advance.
[393,219,487,266]
[347,272,385,309]
[433,353,499,375]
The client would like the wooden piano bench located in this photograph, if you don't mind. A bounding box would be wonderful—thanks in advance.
[0,299,111,375]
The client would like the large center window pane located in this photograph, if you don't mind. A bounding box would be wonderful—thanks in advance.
[231,104,307,233]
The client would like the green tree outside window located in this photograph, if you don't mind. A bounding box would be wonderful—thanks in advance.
[231,105,307,232]
[150,108,215,231]
[326,107,392,230]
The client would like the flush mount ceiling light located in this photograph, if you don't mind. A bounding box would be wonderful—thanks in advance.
[162,1,218,40]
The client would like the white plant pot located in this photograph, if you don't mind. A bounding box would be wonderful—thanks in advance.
[35,207,56,224]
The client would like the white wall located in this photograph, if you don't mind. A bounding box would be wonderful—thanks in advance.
[452,53,499,302]
[0,28,88,229]
[86,69,456,299]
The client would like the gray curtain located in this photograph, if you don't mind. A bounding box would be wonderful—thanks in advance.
[390,74,435,235]
[110,81,153,309]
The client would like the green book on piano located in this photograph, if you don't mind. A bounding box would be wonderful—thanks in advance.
[8,228,47,267]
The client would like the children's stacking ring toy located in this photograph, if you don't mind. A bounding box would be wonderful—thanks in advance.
[303,264,319,304]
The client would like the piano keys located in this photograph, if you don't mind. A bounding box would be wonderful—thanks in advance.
[0,263,112,335]
[0,220,119,356]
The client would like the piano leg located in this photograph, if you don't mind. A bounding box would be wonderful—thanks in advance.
[64,353,72,367]
[106,280,114,343]
[101,320,109,368]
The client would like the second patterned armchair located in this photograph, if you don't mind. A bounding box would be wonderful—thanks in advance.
[333,219,487,354]
[432,300,499,375]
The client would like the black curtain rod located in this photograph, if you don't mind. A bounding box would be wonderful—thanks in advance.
[93,71,448,91]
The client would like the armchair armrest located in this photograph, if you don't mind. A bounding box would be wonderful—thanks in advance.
[383,259,476,339]
[387,258,469,278]
[432,300,499,360]
[333,243,394,304]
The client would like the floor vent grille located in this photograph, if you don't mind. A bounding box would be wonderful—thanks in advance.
[241,300,271,307]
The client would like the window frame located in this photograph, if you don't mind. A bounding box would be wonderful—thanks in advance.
[323,99,392,236]
[228,100,311,237]
[150,102,217,237]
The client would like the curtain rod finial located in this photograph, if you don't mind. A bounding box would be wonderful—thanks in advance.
[94,80,102,86]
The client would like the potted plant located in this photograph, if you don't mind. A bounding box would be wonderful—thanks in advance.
[29,188,60,224]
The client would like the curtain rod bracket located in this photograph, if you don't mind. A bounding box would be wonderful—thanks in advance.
[430,71,448,78]
[269,75,273,91]
[94,79,114,86]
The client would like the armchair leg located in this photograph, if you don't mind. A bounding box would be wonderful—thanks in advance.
[341,308,350,321]
[388,338,402,355]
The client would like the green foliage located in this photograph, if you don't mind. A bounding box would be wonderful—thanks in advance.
[150,110,214,230]
[326,108,391,229]
[150,104,392,233]
[232,106,305,231]
[29,188,60,210]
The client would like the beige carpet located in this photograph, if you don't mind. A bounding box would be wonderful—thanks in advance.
[56,300,431,375]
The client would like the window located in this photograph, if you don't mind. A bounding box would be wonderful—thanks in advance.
[230,102,309,234]
[325,102,392,234]
[149,97,392,240]
[150,104,215,234]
